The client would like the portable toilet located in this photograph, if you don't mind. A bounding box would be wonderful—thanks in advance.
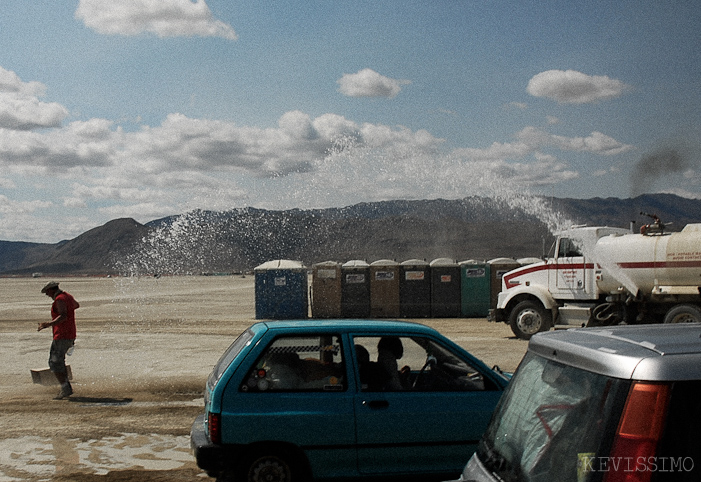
[341,260,370,318]
[370,259,400,318]
[488,257,520,310]
[254,259,308,319]
[518,257,542,267]
[311,261,342,318]
[429,258,461,317]
[399,259,431,318]
[460,260,491,317]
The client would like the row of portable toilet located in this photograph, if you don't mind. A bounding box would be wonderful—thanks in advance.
[254,257,539,320]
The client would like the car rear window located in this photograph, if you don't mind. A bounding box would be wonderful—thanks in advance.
[241,334,346,392]
[208,328,255,389]
[476,352,630,482]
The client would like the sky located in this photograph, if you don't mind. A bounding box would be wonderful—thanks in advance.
[1,0,700,243]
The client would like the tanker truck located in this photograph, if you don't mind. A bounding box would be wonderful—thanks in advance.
[489,216,701,339]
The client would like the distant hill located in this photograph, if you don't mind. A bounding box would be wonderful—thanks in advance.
[1,194,698,276]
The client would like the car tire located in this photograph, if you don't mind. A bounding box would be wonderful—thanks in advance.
[509,300,551,340]
[663,304,701,324]
[239,448,298,482]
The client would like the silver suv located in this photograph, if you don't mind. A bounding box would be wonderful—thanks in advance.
[453,323,701,482]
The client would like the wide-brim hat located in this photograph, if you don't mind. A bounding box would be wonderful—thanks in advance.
[40,281,59,293]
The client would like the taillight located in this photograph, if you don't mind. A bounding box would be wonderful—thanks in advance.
[603,382,670,482]
[208,412,221,445]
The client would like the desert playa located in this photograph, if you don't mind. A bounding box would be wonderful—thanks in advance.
[0,276,526,481]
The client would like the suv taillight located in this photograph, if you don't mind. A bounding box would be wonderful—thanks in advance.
[603,382,670,482]
[208,412,221,445]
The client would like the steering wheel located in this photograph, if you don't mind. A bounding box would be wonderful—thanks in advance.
[412,355,436,389]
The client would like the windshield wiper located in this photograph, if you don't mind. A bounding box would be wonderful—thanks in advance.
[480,442,520,482]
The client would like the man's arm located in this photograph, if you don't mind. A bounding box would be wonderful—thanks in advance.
[37,299,67,331]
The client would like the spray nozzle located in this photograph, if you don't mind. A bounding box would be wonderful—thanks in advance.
[639,212,665,235]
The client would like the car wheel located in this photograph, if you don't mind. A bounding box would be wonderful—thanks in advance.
[663,304,701,324]
[241,449,296,482]
[509,300,551,340]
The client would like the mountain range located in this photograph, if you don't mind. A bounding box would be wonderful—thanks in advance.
[1,193,699,276]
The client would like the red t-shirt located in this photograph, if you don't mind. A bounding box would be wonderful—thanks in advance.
[51,291,78,340]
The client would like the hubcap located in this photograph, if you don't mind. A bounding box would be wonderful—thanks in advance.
[670,312,700,323]
[517,309,541,334]
[250,458,290,482]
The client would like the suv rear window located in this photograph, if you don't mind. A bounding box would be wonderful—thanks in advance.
[476,352,630,481]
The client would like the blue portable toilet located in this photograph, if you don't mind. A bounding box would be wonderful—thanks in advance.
[254,260,308,319]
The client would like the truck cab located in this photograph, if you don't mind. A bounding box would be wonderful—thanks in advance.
[492,226,631,340]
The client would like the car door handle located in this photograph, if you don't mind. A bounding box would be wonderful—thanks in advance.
[363,400,389,409]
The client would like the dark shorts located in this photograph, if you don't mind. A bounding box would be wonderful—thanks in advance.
[49,339,74,373]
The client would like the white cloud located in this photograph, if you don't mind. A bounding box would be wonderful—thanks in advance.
[527,69,631,104]
[516,127,633,155]
[504,102,528,110]
[0,194,52,214]
[75,0,238,40]
[659,188,701,200]
[0,67,68,130]
[0,67,46,97]
[337,69,411,98]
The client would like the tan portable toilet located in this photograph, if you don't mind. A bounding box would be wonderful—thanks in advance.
[311,261,342,318]
[370,259,400,318]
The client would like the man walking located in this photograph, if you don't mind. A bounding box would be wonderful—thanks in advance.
[38,281,80,399]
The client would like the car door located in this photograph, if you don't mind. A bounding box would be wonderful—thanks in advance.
[221,333,357,479]
[351,334,503,476]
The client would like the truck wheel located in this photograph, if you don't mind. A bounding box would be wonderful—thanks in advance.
[509,301,552,340]
[663,304,701,324]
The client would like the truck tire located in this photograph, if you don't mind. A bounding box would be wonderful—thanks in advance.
[663,304,701,324]
[509,300,552,340]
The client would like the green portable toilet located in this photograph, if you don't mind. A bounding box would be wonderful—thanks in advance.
[311,261,342,318]
[460,260,490,317]
[430,258,461,317]
[341,260,370,318]
[254,259,308,319]
[399,259,431,318]
[488,257,520,310]
[370,259,400,318]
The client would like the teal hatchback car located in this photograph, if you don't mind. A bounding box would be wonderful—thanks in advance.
[190,320,509,482]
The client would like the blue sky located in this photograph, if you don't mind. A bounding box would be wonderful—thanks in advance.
[1,0,699,242]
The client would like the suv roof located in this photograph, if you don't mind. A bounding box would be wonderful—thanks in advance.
[529,323,701,381]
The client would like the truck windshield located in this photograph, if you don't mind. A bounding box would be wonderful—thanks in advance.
[475,352,629,482]
[557,237,582,258]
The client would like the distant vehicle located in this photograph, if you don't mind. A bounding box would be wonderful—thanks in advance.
[451,323,701,482]
[190,319,509,482]
[490,217,701,340]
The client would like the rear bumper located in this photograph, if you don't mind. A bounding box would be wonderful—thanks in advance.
[190,414,229,474]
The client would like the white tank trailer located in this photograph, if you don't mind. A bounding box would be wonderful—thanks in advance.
[489,215,701,339]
